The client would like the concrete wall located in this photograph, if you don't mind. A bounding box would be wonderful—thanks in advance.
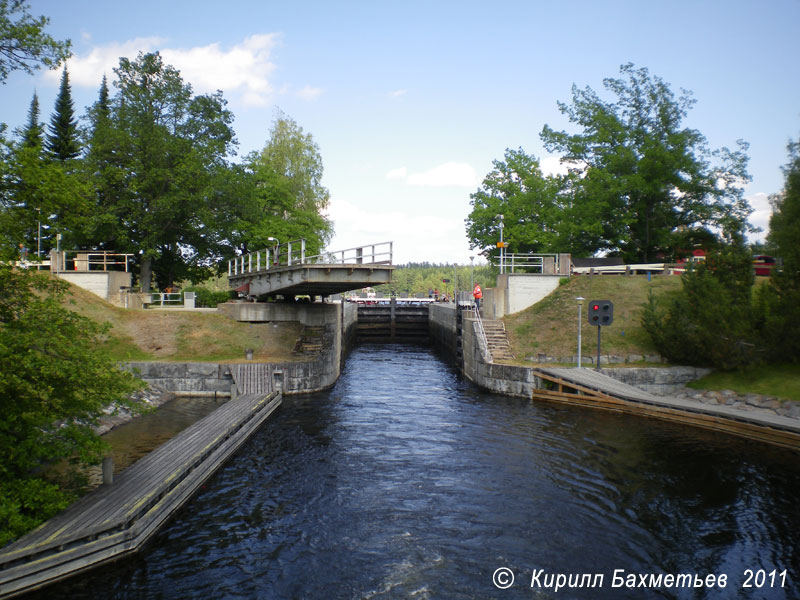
[125,362,234,394]
[56,271,132,306]
[496,274,562,317]
[599,366,712,395]
[217,300,341,327]
[429,303,459,362]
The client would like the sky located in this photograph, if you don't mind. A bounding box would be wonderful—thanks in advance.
[4,0,800,264]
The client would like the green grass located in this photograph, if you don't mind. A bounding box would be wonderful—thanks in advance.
[504,274,682,360]
[687,365,800,402]
[60,279,303,363]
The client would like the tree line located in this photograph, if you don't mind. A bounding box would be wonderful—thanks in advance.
[1,54,332,292]
[466,63,798,367]
[0,2,333,544]
[466,63,753,264]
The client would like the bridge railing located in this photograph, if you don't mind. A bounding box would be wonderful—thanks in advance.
[228,240,393,276]
[492,253,562,274]
[306,241,393,266]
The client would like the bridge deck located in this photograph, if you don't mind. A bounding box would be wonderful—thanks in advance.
[0,392,281,598]
[229,263,394,297]
[532,367,800,449]
[228,240,394,297]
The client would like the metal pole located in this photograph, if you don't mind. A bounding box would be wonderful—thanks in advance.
[596,326,602,371]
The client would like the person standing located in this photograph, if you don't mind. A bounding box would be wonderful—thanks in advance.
[472,283,482,313]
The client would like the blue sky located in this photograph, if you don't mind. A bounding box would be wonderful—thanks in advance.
[5,0,800,264]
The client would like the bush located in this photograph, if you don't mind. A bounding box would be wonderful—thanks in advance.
[641,242,759,370]
[182,286,235,307]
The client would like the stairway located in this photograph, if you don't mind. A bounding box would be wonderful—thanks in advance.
[481,319,515,362]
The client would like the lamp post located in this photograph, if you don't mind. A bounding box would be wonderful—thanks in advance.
[470,255,475,291]
[498,214,505,274]
[267,236,279,266]
[576,296,585,367]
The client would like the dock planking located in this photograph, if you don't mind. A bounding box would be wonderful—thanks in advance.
[532,367,800,449]
[0,391,281,599]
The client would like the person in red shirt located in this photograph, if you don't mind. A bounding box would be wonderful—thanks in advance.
[472,283,482,313]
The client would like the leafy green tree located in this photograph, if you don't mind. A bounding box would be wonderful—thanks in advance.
[465,147,600,259]
[101,51,236,290]
[45,66,80,161]
[0,0,71,83]
[642,234,756,370]
[541,63,753,262]
[0,267,142,545]
[754,136,800,361]
[236,112,333,255]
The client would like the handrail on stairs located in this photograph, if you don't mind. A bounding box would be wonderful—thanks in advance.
[472,304,493,363]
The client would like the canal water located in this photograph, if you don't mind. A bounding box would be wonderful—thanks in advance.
[32,345,800,599]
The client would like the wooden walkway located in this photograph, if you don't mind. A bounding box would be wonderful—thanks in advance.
[0,391,281,598]
[532,367,800,450]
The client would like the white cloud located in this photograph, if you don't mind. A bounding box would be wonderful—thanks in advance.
[388,89,407,98]
[325,198,469,264]
[297,85,323,100]
[540,155,586,177]
[46,34,280,107]
[386,161,478,188]
[746,192,773,242]
[45,36,166,86]
[385,166,408,180]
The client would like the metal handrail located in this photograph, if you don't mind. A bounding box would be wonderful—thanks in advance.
[492,252,561,274]
[472,305,493,363]
[228,240,393,276]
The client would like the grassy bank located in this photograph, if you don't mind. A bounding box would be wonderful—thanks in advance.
[687,366,800,401]
[504,275,681,361]
[63,283,303,363]
[503,274,799,401]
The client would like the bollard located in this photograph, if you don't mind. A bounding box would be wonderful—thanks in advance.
[102,456,113,485]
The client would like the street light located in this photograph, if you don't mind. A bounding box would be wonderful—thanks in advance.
[576,296,585,367]
[470,255,475,291]
[267,236,279,266]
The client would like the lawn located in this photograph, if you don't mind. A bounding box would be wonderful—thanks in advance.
[504,274,682,361]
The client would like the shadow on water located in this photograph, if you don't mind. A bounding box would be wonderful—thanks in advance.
[24,344,800,599]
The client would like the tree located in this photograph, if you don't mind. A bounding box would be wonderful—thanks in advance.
[0,91,88,255]
[103,51,237,291]
[465,147,601,259]
[541,63,752,262]
[754,136,800,361]
[19,88,41,148]
[234,112,333,256]
[641,233,757,370]
[0,0,71,84]
[45,66,80,161]
[0,267,142,545]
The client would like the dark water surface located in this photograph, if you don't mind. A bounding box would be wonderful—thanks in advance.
[33,345,799,599]
[85,395,228,487]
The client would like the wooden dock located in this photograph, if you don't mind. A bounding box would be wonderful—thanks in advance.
[532,367,800,450]
[0,391,281,598]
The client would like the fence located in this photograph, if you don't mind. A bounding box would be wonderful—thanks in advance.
[228,240,393,276]
[51,250,135,273]
[493,253,566,274]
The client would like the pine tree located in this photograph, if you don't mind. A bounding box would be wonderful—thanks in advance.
[45,67,80,161]
[20,91,43,149]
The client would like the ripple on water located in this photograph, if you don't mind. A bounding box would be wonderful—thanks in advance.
[26,344,800,600]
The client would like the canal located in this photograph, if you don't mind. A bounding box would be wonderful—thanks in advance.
[30,345,800,599]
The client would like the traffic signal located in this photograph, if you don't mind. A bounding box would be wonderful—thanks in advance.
[588,300,614,326]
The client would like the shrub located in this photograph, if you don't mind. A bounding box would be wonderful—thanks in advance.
[182,286,235,307]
